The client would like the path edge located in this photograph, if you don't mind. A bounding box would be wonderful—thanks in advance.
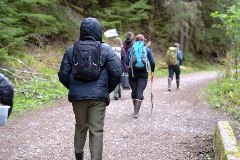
[214,121,240,160]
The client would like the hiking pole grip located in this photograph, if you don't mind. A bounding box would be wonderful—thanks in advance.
[151,72,154,83]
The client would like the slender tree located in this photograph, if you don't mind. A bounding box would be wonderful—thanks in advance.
[211,3,240,78]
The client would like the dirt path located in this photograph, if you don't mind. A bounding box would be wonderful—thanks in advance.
[0,71,239,160]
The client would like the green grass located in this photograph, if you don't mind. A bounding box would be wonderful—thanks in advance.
[1,45,68,119]
[205,71,240,120]
[12,78,67,116]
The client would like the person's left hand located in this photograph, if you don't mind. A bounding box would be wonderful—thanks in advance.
[146,41,151,47]
[151,72,154,83]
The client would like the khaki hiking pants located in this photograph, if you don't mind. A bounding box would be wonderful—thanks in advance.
[72,100,107,160]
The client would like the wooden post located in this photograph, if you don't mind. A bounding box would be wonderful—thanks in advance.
[226,51,231,77]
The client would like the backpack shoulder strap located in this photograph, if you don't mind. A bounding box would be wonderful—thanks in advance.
[175,49,179,65]
[143,46,148,57]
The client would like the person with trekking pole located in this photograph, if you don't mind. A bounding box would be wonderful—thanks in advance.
[58,17,122,160]
[165,43,183,91]
[125,34,155,118]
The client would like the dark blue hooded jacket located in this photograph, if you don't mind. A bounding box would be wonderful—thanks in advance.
[58,17,122,105]
[0,73,14,117]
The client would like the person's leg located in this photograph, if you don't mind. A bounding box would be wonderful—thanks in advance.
[135,77,148,100]
[113,85,119,100]
[175,65,180,90]
[118,84,121,98]
[134,76,148,118]
[88,100,107,160]
[129,71,138,115]
[129,72,137,99]
[168,66,174,91]
[134,99,142,118]
[72,101,89,159]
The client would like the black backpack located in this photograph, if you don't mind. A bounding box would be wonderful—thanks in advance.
[72,36,103,81]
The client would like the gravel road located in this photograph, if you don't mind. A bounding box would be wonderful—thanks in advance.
[1,71,239,160]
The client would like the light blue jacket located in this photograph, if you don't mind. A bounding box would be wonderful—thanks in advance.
[178,50,183,65]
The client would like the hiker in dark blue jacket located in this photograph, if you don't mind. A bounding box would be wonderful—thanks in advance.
[168,43,183,91]
[123,31,134,73]
[0,73,14,118]
[58,17,122,160]
[125,34,155,118]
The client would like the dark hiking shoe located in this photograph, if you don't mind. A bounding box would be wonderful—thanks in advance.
[75,151,84,160]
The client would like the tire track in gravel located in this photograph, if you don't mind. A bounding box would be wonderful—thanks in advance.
[0,71,237,160]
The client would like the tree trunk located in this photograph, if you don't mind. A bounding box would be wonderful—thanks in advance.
[184,27,189,53]
[148,0,155,41]
[179,25,185,52]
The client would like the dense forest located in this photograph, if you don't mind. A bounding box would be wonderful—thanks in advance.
[1,0,239,62]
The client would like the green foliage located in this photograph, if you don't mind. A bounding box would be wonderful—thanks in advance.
[94,0,151,33]
[206,3,240,120]
[206,73,240,120]
[195,0,238,57]
[13,78,67,116]
[0,26,24,44]
[1,47,68,118]
[183,52,215,71]
[0,1,23,47]
[0,0,80,58]
[0,48,10,60]
[19,0,55,5]
[1,0,238,61]
[160,0,204,52]
[211,3,240,57]
[124,0,151,20]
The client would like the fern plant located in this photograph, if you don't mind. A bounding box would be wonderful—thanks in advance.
[94,0,151,33]
[0,0,80,61]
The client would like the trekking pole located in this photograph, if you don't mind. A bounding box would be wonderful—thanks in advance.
[151,72,154,115]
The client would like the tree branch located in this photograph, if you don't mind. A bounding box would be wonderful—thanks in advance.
[0,67,29,83]
[15,69,57,78]
[13,58,33,72]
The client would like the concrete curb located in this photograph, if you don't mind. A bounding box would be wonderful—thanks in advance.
[214,121,240,160]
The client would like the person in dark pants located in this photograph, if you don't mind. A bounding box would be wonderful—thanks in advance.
[0,73,14,118]
[112,37,126,100]
[124,34,155,118]
[168,43,183,91]
[58,17,122,160]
